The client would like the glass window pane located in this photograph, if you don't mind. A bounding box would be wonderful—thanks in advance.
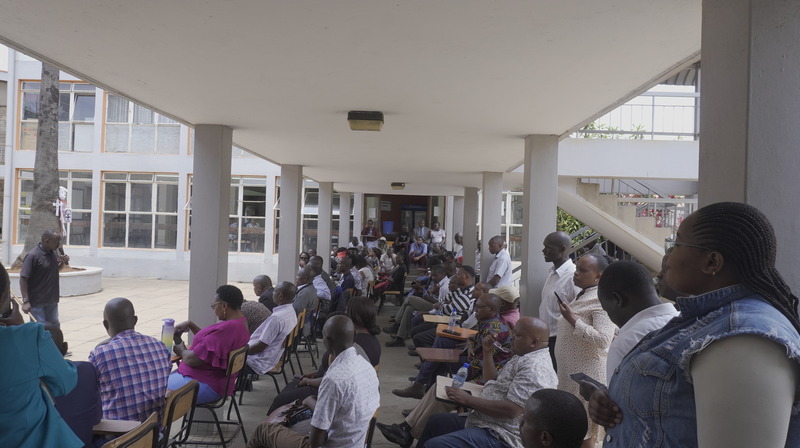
[132,105,154,124]
[158,114,177,124]
[73,94,95,121]
[72,123,94,152]
[130,125,155,153]
[67,212,91,246]
[242,218,265,252]
[156,126,180,154]
[105,124,130,152]
[71,171,92,179]
[19,179,34,207]
[229,186,240,215]
[71,181,93,210]
[130,183,152,212]
[156,183,178,213]
[104,182,127,211]
[103,213,127,247]
[17,209,30,244]
[130,173,154,181]
[22,82,40,90]
[73,84,95,91]
[58,122,70,151]
[106,95,130,123]
[154,215,178,249]
[103,172,127,181]
[22,92,39,120]
[58,93,70,121]
[128,214,153,248]
[20,122,37,150]
[155,175,177,183]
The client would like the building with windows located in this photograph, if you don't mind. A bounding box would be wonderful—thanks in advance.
[0,2,797,329]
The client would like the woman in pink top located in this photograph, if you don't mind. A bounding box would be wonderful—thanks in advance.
[168,285,250,404]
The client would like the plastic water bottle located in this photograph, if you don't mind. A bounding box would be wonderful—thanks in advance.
[161,319,175,352]
[452,363,469,389]
[448,308,458,331]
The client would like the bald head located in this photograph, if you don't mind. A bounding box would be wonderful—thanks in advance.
[103,297,137,337]
[274,281,297,306]
[253,275,273,289]
[545,231,572,248]
[520,316,550,342]
[323,315,356,354]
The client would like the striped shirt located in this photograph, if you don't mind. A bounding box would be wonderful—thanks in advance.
[89,329,172,422]
[442,286,475,316]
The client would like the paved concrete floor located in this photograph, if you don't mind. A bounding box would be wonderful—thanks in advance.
[56,277,421,447]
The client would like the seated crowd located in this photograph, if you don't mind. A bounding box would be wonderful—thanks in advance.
[4,202,800,448]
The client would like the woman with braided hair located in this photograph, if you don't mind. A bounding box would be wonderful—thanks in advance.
[590,202,800,448]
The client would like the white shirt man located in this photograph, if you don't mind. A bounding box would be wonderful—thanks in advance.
[311,346,380,447]
[487,248,513,287]
[430,228,446,247]
[246,304,298,375]
[539,259,579,339]
[606,303,678,383]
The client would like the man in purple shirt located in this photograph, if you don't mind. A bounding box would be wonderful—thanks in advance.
[89,298,171,422]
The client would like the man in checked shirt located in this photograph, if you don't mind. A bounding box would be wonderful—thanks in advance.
[89,298,172,423]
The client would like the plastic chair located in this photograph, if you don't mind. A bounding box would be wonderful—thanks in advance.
[160,380,198,448]
[179,345,248,447]
[380,272,407,313]
[100,412,159,448]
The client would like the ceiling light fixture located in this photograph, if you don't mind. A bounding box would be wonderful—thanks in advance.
[391,182,405,190]
[348,111,384,131]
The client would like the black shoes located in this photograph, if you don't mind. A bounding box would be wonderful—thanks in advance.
[376,422,413,448]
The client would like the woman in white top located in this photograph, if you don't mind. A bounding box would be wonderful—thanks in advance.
[355,255,375,297]
[555,253,617,447]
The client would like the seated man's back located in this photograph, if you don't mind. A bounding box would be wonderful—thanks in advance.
[312,345,380,447]
[89,329,171,421]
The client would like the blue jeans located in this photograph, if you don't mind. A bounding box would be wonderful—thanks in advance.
[30,303,60,327]
[418,413,509,448]
[168,372,221,404]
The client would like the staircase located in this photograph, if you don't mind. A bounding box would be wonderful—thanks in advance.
[557,178,696,271]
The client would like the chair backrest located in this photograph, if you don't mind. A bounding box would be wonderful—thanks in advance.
[221,345,248,397]
[296,309,307,335]
[101,412,159,448]
[161,380,198,440]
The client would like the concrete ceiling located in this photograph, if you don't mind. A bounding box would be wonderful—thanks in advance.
[0,1,701,194]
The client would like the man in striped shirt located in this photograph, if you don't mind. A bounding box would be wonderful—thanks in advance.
[89,298,172,422]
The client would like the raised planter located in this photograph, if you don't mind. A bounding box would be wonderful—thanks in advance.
[10,266,104,297]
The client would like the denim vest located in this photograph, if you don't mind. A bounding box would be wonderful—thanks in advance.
[605,285,800,447]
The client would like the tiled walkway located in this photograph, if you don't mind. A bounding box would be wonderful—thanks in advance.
[55,277,416,447]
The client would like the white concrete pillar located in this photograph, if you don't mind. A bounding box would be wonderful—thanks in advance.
[445,196,455,250]
[278,165,303,283]
[317,182,333,271]
[700,0,800,291]
[480,172,503,281]
[452,196,465,238]
[521,135,559,316]
[189,125,232,329]
[353,192,364,241]
[463,188,479,268]
[338,191,352,248]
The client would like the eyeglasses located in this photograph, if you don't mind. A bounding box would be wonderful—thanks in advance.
[210,302,224,310]
[665,240,714,252]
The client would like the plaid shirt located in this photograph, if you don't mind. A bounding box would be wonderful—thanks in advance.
[89,329,172,422]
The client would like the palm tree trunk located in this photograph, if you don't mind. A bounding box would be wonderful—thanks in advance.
[11,62,62,268]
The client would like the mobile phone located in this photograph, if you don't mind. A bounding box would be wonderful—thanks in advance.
[569,372,605,390]
[442,328,460,335]
[554,291,564,304]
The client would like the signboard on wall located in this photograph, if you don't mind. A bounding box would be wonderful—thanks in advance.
[381,201,391,211]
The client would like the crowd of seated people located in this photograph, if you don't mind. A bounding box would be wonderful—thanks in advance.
[9,202,798,448]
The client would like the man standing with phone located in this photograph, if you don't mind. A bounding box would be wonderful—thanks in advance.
[20,230,69,327]
[539,231,579,371]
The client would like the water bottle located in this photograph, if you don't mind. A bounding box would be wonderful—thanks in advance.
[448,308,458,331]
[452,363,469,389]
[161,319,175,352]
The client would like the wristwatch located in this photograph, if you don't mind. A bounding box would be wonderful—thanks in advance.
[22,297,29,304]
